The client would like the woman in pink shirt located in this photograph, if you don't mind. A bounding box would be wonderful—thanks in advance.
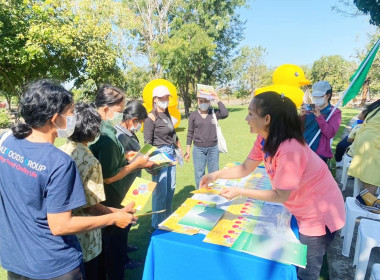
[200,91,345,280]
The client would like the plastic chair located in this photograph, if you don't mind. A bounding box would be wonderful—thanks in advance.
[370,264,380,280]
[340,153,353,191]
[341,197,380,257]
[353,219,380,280]
[354,177,363,198]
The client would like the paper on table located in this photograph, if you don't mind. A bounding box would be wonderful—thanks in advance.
[231,231,307,268]
[178,205,225,231]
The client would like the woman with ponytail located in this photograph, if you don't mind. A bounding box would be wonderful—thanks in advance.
[0,80,136,280]
[200,91,345,280]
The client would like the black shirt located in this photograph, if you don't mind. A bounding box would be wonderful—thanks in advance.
[144,111,177,147]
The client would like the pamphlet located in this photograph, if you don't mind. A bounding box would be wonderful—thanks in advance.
[196,84,216,100]
[178,205,225,231]
[130,143,157,162]
[121,177,157,210]
[231,231,307,268]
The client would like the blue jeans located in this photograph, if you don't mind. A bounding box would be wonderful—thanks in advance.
[152,145,176,229]
[193,144,219,189]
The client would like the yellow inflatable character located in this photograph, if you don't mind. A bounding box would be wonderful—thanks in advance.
[254,64,311,108]
[142,79,181,128]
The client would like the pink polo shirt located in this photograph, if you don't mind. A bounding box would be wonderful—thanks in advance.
[248,135,345,236]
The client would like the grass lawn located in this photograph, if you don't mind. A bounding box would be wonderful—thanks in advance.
[0,105,359,280]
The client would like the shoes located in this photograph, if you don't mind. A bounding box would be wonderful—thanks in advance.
[125,259,142,270]
[335,161,343,168]
[126,245,138,253]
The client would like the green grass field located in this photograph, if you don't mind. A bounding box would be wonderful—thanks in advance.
[0,105,359,280]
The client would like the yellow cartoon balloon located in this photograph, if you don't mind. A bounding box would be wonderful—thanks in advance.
[142,79,181,128]
[255,64,311,108]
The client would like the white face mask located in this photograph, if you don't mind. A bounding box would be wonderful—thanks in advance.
[55,115,76,138]
[88,134,100,146]
[312,96,325,107]
[131,122,142,133]
[157,101,169,110]
[107,111,123,126]
[199,103,210,112]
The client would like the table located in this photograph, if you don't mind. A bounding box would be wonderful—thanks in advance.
[142,216,299,280]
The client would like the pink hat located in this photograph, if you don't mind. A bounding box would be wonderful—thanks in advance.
[153,86,172,98]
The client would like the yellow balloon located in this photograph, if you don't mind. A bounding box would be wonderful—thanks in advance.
[142,79,178,111]
[168,106,181,129]
[254,64,311,108]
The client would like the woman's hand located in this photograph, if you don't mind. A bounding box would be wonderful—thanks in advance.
[125,151,137,161]
[113,211,138,228]
[199,172,218,188]
[134,155,149,168]
[184,146,191,162]
[219,187,241,200]
[122,202,136,214]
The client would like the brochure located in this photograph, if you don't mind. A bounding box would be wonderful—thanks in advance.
[231,231,307,268]
[130,143,157,162]
[196,84,216,100]
[120,177,157,210]
[178,205,225,231]
[148,152,176,172]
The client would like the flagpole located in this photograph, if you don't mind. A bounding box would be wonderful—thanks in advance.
[308,38,380,148]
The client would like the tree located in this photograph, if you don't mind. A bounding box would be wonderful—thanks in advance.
[155,23,216,117]
[310,55,357,92]
[0,0,128,105]
[231,46,268,96]
[354,0,380,26]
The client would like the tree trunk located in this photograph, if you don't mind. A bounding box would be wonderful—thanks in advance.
[181,86,191,118]
[360,80,369,106]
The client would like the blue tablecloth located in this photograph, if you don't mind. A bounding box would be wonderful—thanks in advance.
[143,216,299,280]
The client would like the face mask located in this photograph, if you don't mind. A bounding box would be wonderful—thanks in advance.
[88,134,100,146]
[55,115,76,138]
[157,101,169,110]
[199,103,209,112]
[131,122,142,133]
[107,111,123,126]
[312,96,325,107]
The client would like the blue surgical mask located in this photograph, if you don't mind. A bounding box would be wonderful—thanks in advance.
[55,115,76,138]
[107,111,123,126]
[131,122,142,133]
[199,103,209,112]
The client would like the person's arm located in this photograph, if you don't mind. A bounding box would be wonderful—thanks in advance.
[47,210,137,236]
[214,101,229,119]
[220,188,291,203]
[84,201,136,216]
[199,158,261,188]
[143,115,155,145]
[185,114,194,161]
[103,156,148,184]
[315,109,341,139]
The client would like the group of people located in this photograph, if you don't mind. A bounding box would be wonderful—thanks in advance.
[0,76,377,280]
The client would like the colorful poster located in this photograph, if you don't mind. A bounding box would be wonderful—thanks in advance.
[178,205,225,231]
[120,177,156,210]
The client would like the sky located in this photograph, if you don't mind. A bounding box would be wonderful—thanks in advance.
[239,0,377,67]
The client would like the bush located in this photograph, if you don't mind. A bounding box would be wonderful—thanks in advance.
[0,109,11,128]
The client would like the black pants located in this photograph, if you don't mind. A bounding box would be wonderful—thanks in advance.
[297,227,336,280]
[98,225,130,280]
[8,265,84,280]
[334,135,351,162]
[84,253,101,280]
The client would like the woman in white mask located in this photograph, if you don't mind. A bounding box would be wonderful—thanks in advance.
[185,91,229,188]
[300,81,341,163]
[143,85,183,231]
[90,85,150,278]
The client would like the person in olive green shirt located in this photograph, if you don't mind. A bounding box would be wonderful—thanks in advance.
[90,85,149,280]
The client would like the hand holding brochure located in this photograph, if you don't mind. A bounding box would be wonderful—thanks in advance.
[130,143,157,162]
[121,177,157,211]
[148,152,176,172]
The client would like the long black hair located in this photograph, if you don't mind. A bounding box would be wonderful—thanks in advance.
[12,80,73,139]
[69,102,101,143]
[252,91,305,157]
[364,99,380,122]
[122,100,148,122]
[95,85,125,108]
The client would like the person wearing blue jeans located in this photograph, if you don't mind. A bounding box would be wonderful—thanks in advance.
[144,85,183,229]
[185,91,228,188]
[192,145,219,189]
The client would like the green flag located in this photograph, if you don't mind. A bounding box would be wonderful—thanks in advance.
[343,39,380,106]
